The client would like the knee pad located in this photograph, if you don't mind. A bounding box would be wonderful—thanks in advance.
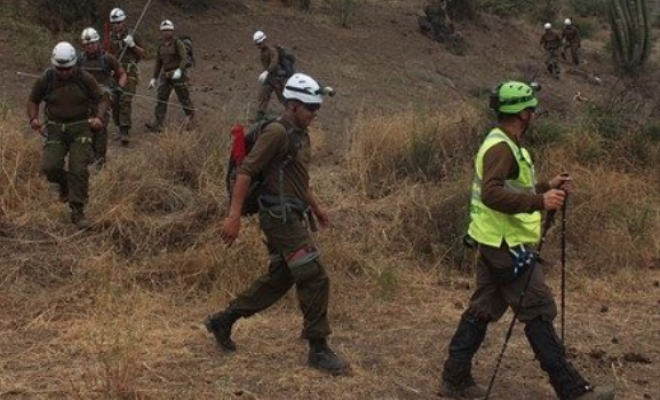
[285,245,323,283]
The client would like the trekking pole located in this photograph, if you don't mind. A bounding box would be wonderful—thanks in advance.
[484,210,558,400]
[116,0,154,64]
[560,194,568,342]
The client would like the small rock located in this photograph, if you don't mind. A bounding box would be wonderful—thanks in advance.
[611,337,619,344]
[653,280,659,287]
[623,352,652,364]
[600,305,609,313]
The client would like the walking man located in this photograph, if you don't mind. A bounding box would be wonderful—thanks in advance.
[108,8,146,146]
[79,27,127,167]
[562,18,581,66]
[540,23,562,79]
[205,73,348,376]
[26,42,109,229]
[439,81,615,400]
[253,30,286,122]
[146,19,194,132]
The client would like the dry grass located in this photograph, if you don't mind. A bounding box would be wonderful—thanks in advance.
[1,102,658,399]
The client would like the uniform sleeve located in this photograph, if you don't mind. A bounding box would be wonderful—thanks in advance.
[481,142,545,214]
[266,45,279,73]
[238,123,288,178]
[175,39,188,71]
[28,76,48,104]
[153,45,163,79]
[134,32,145,56]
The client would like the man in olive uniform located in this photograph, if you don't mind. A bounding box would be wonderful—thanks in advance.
[26,42,109,229]
[253,30,286,122]
[108,8,146,145]
[205,73,348,376]
[562,18,581,66]
[145,19,194,132]
[79,27,127,168]
[439,81,615,400]
[540,23,562,79]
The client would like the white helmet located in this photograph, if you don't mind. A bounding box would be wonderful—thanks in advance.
[80,27,100,44]
[160,20,175,31]
[109,8,126,23]
[253,30,266,44]
[564,18,572,25]
[51,41,77,68]
[283,73,323,104]
[544,22,552,30]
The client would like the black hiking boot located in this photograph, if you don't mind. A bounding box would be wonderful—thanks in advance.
[204,309,241,351]
[524,318,607,400]
[70,202,91,230]
[307,338,348,375]
[440,358,487,399]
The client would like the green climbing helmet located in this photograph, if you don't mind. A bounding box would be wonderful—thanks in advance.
[493,81,539,114]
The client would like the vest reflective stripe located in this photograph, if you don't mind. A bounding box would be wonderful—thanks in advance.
[468,128,542,247]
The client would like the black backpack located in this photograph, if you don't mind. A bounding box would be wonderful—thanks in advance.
[276,45,296,78]
[225,118,302,216]
[178,36,194,68]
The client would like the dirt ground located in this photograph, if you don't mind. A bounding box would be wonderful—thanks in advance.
[0,1,658,399]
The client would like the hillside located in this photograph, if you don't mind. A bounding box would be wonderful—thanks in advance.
[0,1,658,400]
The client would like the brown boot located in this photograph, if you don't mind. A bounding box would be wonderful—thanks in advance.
[439,358,487,399]
[70,202,91,230]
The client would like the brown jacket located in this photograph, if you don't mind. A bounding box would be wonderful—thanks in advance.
[540,30,562,51]
[481,139,549,214]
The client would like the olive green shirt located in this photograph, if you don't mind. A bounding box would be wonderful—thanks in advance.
[562,25,581,46]
[260,44,280,73]
[110,30,144,64]
[28,68,104,122]
[79,51,122,88]
[153,38,188,78]
[238,116,311,201]
[481,141,549,214]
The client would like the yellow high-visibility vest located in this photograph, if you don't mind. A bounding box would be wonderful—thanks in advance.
[468,128,541,247]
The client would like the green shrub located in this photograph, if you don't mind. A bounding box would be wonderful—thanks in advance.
[568,0,608,18]
[527,117,567,147]
[575,19,596,39]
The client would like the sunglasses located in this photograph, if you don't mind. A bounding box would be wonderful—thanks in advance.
[302,103,321,112]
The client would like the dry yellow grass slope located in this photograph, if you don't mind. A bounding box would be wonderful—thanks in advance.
[1,95,658,398]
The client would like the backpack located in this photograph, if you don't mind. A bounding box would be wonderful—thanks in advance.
[178,36,195,68]
[276,45,296,78]
[225,118,302,216]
